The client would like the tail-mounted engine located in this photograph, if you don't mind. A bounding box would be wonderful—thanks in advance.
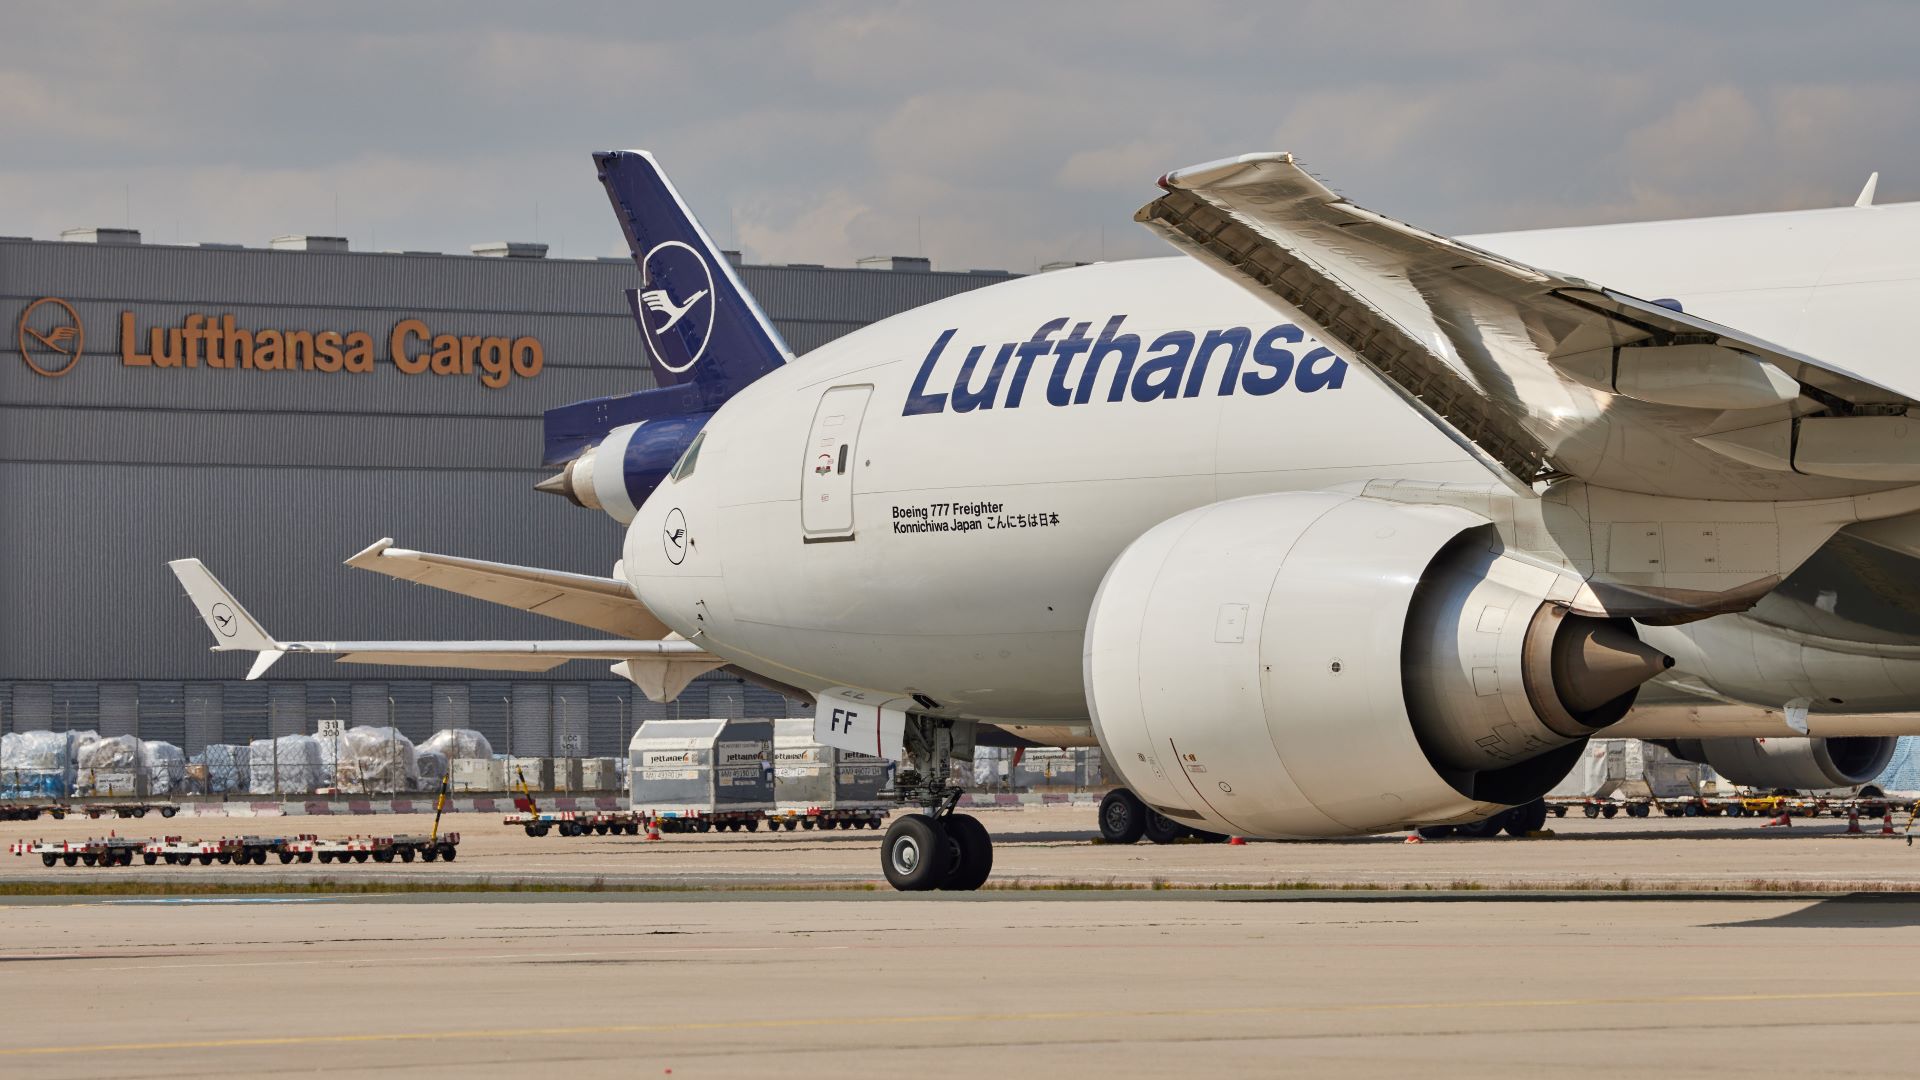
[1084,492,1673,838]
[535,413,709,524]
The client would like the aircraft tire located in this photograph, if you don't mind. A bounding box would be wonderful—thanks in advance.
[1098,788,1148,844]
[1142,810,1189,845]
[938,813,994,891]
[881,814,950,891]
[1503,799,1549,837]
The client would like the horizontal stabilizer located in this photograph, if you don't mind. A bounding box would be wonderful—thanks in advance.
[169,557,714,680]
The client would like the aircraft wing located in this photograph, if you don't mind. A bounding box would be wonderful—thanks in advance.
[169,558,716,690]
[1137,153,1920,502]
[344,538,671,639]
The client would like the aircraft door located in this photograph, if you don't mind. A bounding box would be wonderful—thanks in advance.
[801,384,872,541]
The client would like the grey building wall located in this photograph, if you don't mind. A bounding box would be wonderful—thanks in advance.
[0,236,1015,751]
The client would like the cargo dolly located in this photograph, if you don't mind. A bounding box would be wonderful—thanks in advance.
[11,837,147,867]
[505,808,646,837]
[647,808,768,833]
[1,801,181,821]
[765,807,886,831]
[11,831,460,867]
[311,833,461,863]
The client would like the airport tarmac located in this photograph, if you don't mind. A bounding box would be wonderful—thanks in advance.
[4,804,1920,891]
[3,892,1919,1078]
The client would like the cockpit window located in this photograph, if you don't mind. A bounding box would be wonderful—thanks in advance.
[670,432,706,482]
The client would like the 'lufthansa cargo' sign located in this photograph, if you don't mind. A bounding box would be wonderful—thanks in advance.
[16,298,545,389]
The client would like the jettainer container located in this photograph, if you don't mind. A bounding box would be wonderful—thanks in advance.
[770,718,892,811]
[628,719,774,822]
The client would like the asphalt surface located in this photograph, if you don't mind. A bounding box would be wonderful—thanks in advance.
[5,806,1920,1076]
[4,893,1919,1078]
[4,804,1920,890]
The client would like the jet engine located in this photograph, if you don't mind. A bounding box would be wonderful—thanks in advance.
[1084,492,1673,838]
[536,413,709,524]
[1657,736,1897,791]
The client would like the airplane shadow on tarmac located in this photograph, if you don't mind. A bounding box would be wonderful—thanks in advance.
[1708,895,1920,929]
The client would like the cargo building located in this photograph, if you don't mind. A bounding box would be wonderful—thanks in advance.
[2,231,1014,758]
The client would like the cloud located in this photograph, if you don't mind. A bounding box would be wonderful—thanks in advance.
[3,2,1920,276]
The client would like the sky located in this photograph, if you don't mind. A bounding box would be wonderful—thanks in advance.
[4,1,1918,273]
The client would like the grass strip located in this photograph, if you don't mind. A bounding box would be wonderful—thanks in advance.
[1,876,1918,897]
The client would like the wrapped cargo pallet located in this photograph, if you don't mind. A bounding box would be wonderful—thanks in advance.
[415,749,449,790]
[192,744,252,794]
[141,741,188,796]
[418,728,494,762]
[248,734,324,795]
[1,729,91,799]
[75,733,143,797]
[330,726,419,793]
[629,719,774,816]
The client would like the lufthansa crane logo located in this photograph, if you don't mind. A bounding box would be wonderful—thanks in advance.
[636,241,716,375]
[209,602,239,638]
[16,297,85,378]
[662,507,688,565]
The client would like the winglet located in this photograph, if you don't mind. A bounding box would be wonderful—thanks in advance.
[1855,171,1879,208]
[166,559,286,678]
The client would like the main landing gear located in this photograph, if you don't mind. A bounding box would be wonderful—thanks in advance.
[881,805,994,892]
[1098,788,1228,844]
[880,716,994,892]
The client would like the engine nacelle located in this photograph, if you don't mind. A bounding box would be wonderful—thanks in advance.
[1084,492,1673,838]
[1659,736,1897,791]
[536,413,709,524]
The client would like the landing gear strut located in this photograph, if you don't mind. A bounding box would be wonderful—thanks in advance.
[879,716,994,892]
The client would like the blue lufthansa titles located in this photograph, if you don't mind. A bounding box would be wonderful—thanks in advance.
[903,315,1346,416]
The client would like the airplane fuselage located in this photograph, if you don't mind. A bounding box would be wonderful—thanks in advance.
[626,203,1920,726]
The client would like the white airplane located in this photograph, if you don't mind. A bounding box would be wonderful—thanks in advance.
[174,151,1920,891]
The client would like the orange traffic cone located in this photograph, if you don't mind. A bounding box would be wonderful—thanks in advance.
[1881,812,1896,836]
[1762,813,1792,827]
[1848,808,1862,834]
[645,818,663,842]
[1403,834,1423,844]
[1227,836,1246,846]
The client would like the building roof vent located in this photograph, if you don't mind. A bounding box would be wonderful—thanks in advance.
[720,249,745,267]
[858,255,932,272]
[61,227,142,245]
[268,234,348,253]
[470,241,549,259]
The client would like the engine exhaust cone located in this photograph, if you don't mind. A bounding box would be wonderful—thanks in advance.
[1552,620,1674,715]
[534,471,569,496]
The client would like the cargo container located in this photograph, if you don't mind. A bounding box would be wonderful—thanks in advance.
[767,718,892,830]
[628,719,773,831]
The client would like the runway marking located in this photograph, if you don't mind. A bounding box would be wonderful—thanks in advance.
[7,988,1920,1057]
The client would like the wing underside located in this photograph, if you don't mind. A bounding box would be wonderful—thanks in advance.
[1136,153,1920,503]
[343,538,671,639]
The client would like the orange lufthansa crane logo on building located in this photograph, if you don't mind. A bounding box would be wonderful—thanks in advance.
[17,297,86,377]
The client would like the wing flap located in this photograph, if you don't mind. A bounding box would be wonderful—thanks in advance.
[344,539,671,639]
[1137,153,1920,502]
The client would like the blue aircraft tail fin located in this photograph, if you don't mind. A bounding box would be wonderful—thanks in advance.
[542,150,790,465]
[598,149,789,394]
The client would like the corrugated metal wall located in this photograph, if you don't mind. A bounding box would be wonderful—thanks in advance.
[0,236,1013,744]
